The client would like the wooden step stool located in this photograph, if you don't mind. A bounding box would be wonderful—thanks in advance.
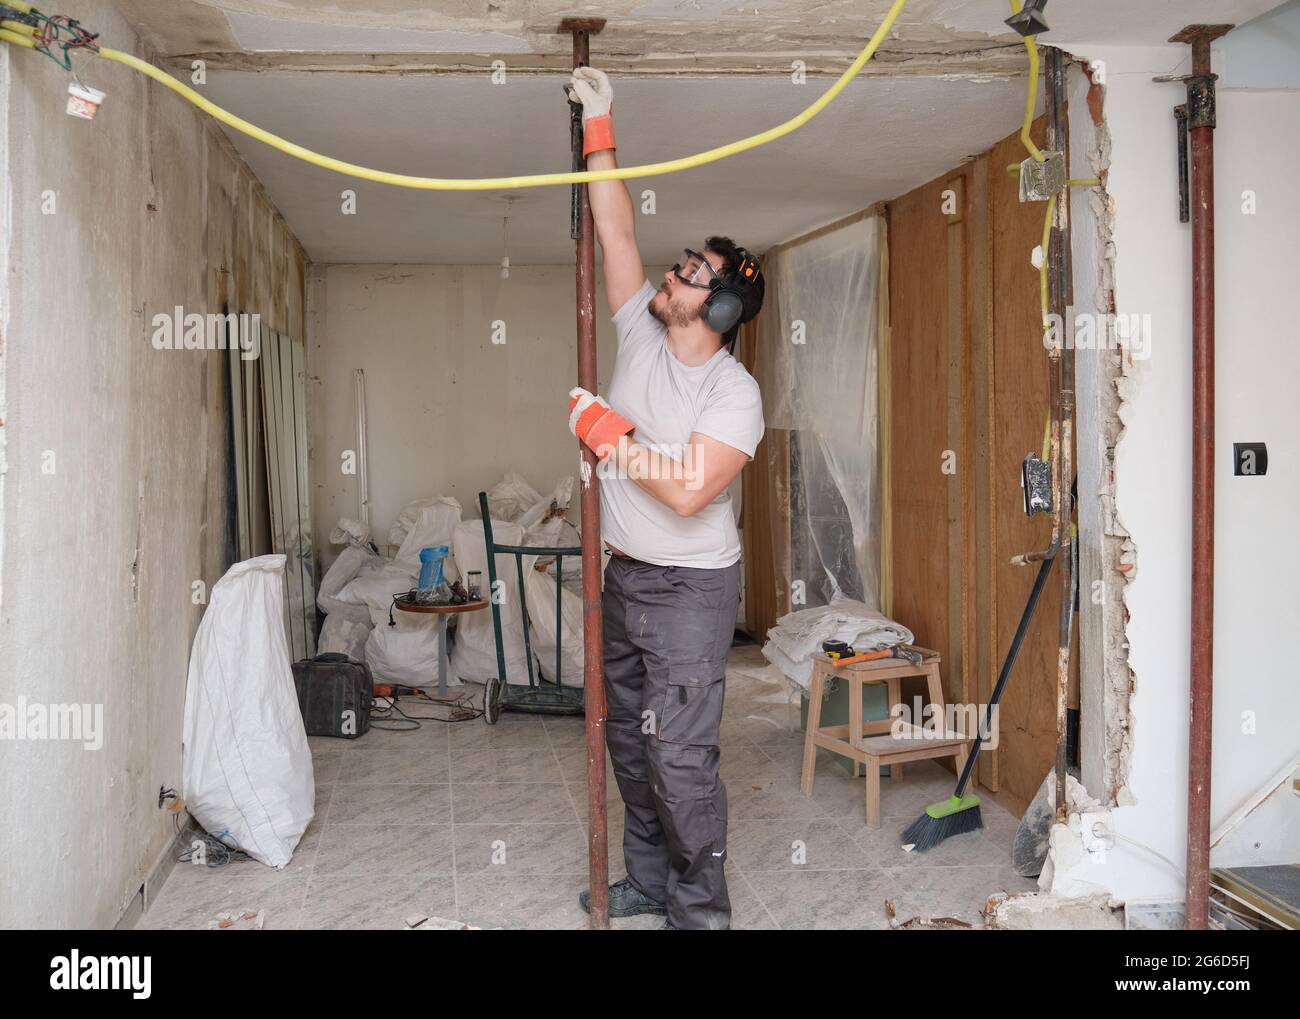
[799,649,973,828]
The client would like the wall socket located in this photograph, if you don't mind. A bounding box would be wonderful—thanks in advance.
[1081,811,1115,853]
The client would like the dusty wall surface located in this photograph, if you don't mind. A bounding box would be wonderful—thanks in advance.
[1067,59,1133,807]
[306,263,640,571]
[1051,41,1300,902]
[0,0,306,928]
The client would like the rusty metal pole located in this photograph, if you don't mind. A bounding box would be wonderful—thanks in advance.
[561,16,609,931]
[1045,46,1075,823]
[1170,23,1231,931]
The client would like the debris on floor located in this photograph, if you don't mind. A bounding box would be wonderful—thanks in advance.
[885,899,974,930]
[984,891,1124,930]
[208,910,265,931]
[404,914,488,931]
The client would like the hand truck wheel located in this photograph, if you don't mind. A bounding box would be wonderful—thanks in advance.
[483,675,503,725]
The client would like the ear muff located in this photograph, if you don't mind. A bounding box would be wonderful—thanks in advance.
[704,289,744,335]
[703,250,762,337]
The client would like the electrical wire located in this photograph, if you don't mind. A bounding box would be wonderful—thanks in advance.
[1006,0,1044,163]
[370,689,483,730]
[1092,822,1185,880]
[0,0,912,190]
[172,817,250,869]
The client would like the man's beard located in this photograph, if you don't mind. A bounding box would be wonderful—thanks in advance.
[649,287,704,329]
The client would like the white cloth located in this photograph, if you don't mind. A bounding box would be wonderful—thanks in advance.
[601,279,764,569]
[761,598,915,690]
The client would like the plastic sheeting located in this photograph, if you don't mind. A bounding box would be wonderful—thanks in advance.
[756,214,883,611]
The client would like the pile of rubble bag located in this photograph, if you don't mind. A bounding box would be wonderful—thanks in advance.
[314,471,587,691]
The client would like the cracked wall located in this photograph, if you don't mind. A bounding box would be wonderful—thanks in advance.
[1068,56,1135,809]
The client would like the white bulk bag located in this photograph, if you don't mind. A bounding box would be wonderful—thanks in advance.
[392,496,462,576]
[364,612,447,688]
[486,470,544,522]
[317,544,385,625]
[336,562,420,628]
[450,518,531,683]
[182,555,314,869]
[524,564,584,686]
[318,612,372,662]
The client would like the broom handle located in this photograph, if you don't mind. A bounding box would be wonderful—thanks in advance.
[953,553,1055,798]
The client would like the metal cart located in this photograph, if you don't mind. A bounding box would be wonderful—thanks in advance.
[478,491,584,723]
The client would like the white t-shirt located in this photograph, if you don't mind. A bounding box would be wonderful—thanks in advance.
[599,279,764,569]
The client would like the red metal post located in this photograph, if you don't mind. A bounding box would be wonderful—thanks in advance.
[1172,24,1231,931]
[564,18,610,931]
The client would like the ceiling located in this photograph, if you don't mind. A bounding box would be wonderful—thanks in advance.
[116,1,1285,61]
[202,71,1026,264]
[109,0,1287,264]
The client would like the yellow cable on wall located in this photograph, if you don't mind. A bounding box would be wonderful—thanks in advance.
[1,0,912,191]
[1007,0,1045,162]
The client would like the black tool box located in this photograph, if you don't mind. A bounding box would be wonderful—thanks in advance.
[291,652,373,738]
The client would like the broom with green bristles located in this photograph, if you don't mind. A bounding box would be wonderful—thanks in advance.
[901,553,1055,851]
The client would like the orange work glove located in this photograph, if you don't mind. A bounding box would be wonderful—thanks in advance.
[568,387,633,459]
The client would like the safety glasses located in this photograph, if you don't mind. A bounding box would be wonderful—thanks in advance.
[671,248,721,290]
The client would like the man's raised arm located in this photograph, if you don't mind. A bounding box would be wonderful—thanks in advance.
[568,68,645,314]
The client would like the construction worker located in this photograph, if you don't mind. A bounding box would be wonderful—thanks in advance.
[565,66,766,930]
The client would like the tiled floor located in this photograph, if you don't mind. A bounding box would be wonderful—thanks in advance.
[141,645,1035,930]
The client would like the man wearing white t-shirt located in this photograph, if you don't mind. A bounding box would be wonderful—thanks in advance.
[565,67,765,930]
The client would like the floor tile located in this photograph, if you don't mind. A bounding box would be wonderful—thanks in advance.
[328,783,451,825]
[745,868,895,930]
[452,822,588,876]
[143,859,307,930]
[300,873,457,930]
[314,823,455,875]
[145,646,1033,930]
[337,748,448,784]
[452,782,578,824]
[451,746,563,783]
[456,873,588,930]
[728,818,868,872]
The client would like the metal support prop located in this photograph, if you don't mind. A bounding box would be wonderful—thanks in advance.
[1166,22,1231,932]
[560,15,609,931]
[1045,46,1075,822]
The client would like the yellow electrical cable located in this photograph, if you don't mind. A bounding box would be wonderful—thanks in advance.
[1,0,905,191]
[1007,0,1045,163]
[0,27,35,48]
[6,0,35,11]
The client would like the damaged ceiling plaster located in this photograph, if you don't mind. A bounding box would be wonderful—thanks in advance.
[115,0,1285,73]
[110,0,1032,78]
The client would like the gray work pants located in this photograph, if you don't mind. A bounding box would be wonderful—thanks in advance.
[602,554,739,930]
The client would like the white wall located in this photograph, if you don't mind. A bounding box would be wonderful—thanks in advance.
[1202,88,1300,867]
[308,264,646,568]
[0,3,306,927]
[1057,41,1300,901]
